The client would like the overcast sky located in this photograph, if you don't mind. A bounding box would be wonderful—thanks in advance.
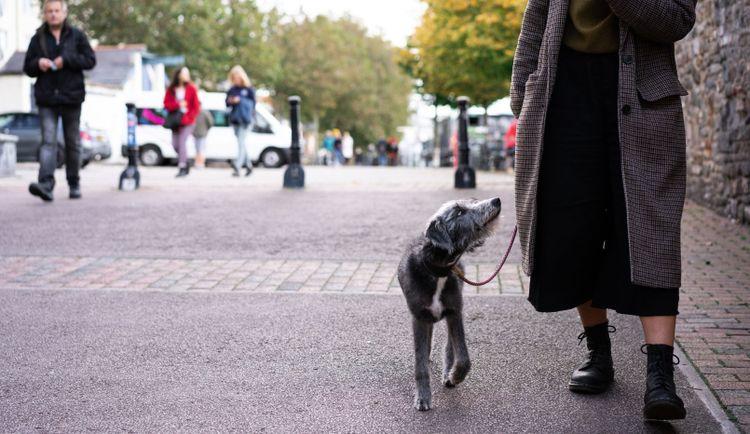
[256,0,426,47]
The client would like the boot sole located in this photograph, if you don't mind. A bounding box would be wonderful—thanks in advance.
[29,184,53,202]
[643,400,686,420]
[568,379,613,394]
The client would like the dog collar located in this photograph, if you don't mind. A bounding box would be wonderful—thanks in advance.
[421,256,459,278]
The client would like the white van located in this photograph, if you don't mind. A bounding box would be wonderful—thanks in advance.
[130,92,292,168]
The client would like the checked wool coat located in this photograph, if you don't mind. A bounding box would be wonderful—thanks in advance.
[510,0,696,288]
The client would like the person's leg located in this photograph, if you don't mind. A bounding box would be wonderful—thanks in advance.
[194,137,205,167]
[578,301,608,327]
[641,317,676,346]
[179,125,193,169]
[233,125,245,174]
[60,105,82,190]
[37,106,59,188]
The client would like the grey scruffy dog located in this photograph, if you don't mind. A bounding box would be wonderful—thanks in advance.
[397,197,502,411]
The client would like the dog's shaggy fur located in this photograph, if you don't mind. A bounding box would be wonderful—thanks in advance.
[397,197,502,411]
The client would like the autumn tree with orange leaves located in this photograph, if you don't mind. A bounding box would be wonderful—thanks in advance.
[402,0,526,108]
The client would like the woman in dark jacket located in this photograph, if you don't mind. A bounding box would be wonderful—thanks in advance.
[511,0,696,421]
[164,66,201,177]
[226,65,256,177]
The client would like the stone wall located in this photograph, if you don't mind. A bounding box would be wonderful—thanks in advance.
[675,0,750,223]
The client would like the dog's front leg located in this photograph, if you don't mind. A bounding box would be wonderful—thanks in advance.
[442,333,455,387]
[445,313,471,387]
[412,318,433,411]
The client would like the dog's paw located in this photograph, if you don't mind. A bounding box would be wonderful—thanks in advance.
[442,373,455,388]
[414,396,432,411]
[447,361,471,386]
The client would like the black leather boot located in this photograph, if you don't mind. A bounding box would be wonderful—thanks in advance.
[176,166,189,178]
[643,344,686,420]
[569,321,615,394]
[69,185,81,199]
[29,182,54,202]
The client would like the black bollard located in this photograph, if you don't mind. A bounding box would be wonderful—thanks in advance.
[119,103,140,191]
[283,96,305,189]
[454,96,476,189]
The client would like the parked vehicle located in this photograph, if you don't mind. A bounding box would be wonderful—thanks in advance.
[0,112,94,167]
[82,125,112,160]
[123,92,293,168]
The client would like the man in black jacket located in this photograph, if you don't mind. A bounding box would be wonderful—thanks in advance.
[23,0,96,201]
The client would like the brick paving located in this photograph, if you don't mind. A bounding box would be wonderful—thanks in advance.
[678,202,750,432]
[0,256,529,296]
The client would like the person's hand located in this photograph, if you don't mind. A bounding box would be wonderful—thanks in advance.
[38,58,53,72]
[53,57,64,69]
[232,96,240,104]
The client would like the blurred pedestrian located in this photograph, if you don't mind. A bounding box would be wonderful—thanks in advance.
[333,129,344,166]
[322,131,335,166]
[342,132,354,165]
[376,139,388,166]
[226,65,256,177]
[164,66,200,177]
[387,137,399,166]
[192,109,213,169]
[24,0,96,202]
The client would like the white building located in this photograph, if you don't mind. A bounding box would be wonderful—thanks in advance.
[0,0,39,68]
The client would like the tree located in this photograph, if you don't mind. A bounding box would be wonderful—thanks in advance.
[403,0,525,107]
[273,15,411,146]
[67,0,280,89]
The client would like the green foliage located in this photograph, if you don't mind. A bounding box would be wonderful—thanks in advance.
[67,0,280,89]
[66,1,410,144]
[273,16,411,146]
[403,0,526,107]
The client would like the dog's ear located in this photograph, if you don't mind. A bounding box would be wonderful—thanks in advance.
[425,218,453,255]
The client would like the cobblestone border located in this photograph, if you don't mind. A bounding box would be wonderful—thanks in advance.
[0,256,529,296]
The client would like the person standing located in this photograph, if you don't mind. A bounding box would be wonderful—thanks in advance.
[164,66,200,177]
[511,0,696,421]
[192,109,213,169]
[24,0,96,202]
[226,65,255,177]
[342,132,354,165]
[322,131,335,166]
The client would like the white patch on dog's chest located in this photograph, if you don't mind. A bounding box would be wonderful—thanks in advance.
[429,277,447,319]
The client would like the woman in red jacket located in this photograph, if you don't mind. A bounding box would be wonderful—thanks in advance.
[164,66,201,177]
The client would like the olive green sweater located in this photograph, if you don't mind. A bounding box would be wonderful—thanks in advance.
[563,0,619,53]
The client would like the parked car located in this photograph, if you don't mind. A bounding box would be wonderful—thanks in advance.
[0,112,95,167]
[81,125,112,160]
[122,92,293,168]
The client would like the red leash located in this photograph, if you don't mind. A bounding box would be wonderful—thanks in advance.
[452,226,518,287]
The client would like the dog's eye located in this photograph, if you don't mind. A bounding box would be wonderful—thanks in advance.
[457,209,465,216]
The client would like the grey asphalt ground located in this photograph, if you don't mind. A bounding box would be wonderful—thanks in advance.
[0,166,519,263]
[0,290,719,433]
[0,165,723,432]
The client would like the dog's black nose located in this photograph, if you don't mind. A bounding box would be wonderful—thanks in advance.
[491,197,501,207]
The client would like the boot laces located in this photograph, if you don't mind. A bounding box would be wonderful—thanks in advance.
[641,344,680,391]
[577,325,616,345]
[577,325,616,367]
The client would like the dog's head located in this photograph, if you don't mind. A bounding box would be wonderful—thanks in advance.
[422,197,502,266]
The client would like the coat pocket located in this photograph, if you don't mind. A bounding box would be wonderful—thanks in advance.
[636,72,688,102]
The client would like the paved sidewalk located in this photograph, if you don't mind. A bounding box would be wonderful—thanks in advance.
[678,203,750,432]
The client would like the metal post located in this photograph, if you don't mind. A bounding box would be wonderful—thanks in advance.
[454,96,476,189]
[119,103,140,191]
[283,96,305,189]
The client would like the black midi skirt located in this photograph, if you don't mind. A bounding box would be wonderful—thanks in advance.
[527,45,679,317]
